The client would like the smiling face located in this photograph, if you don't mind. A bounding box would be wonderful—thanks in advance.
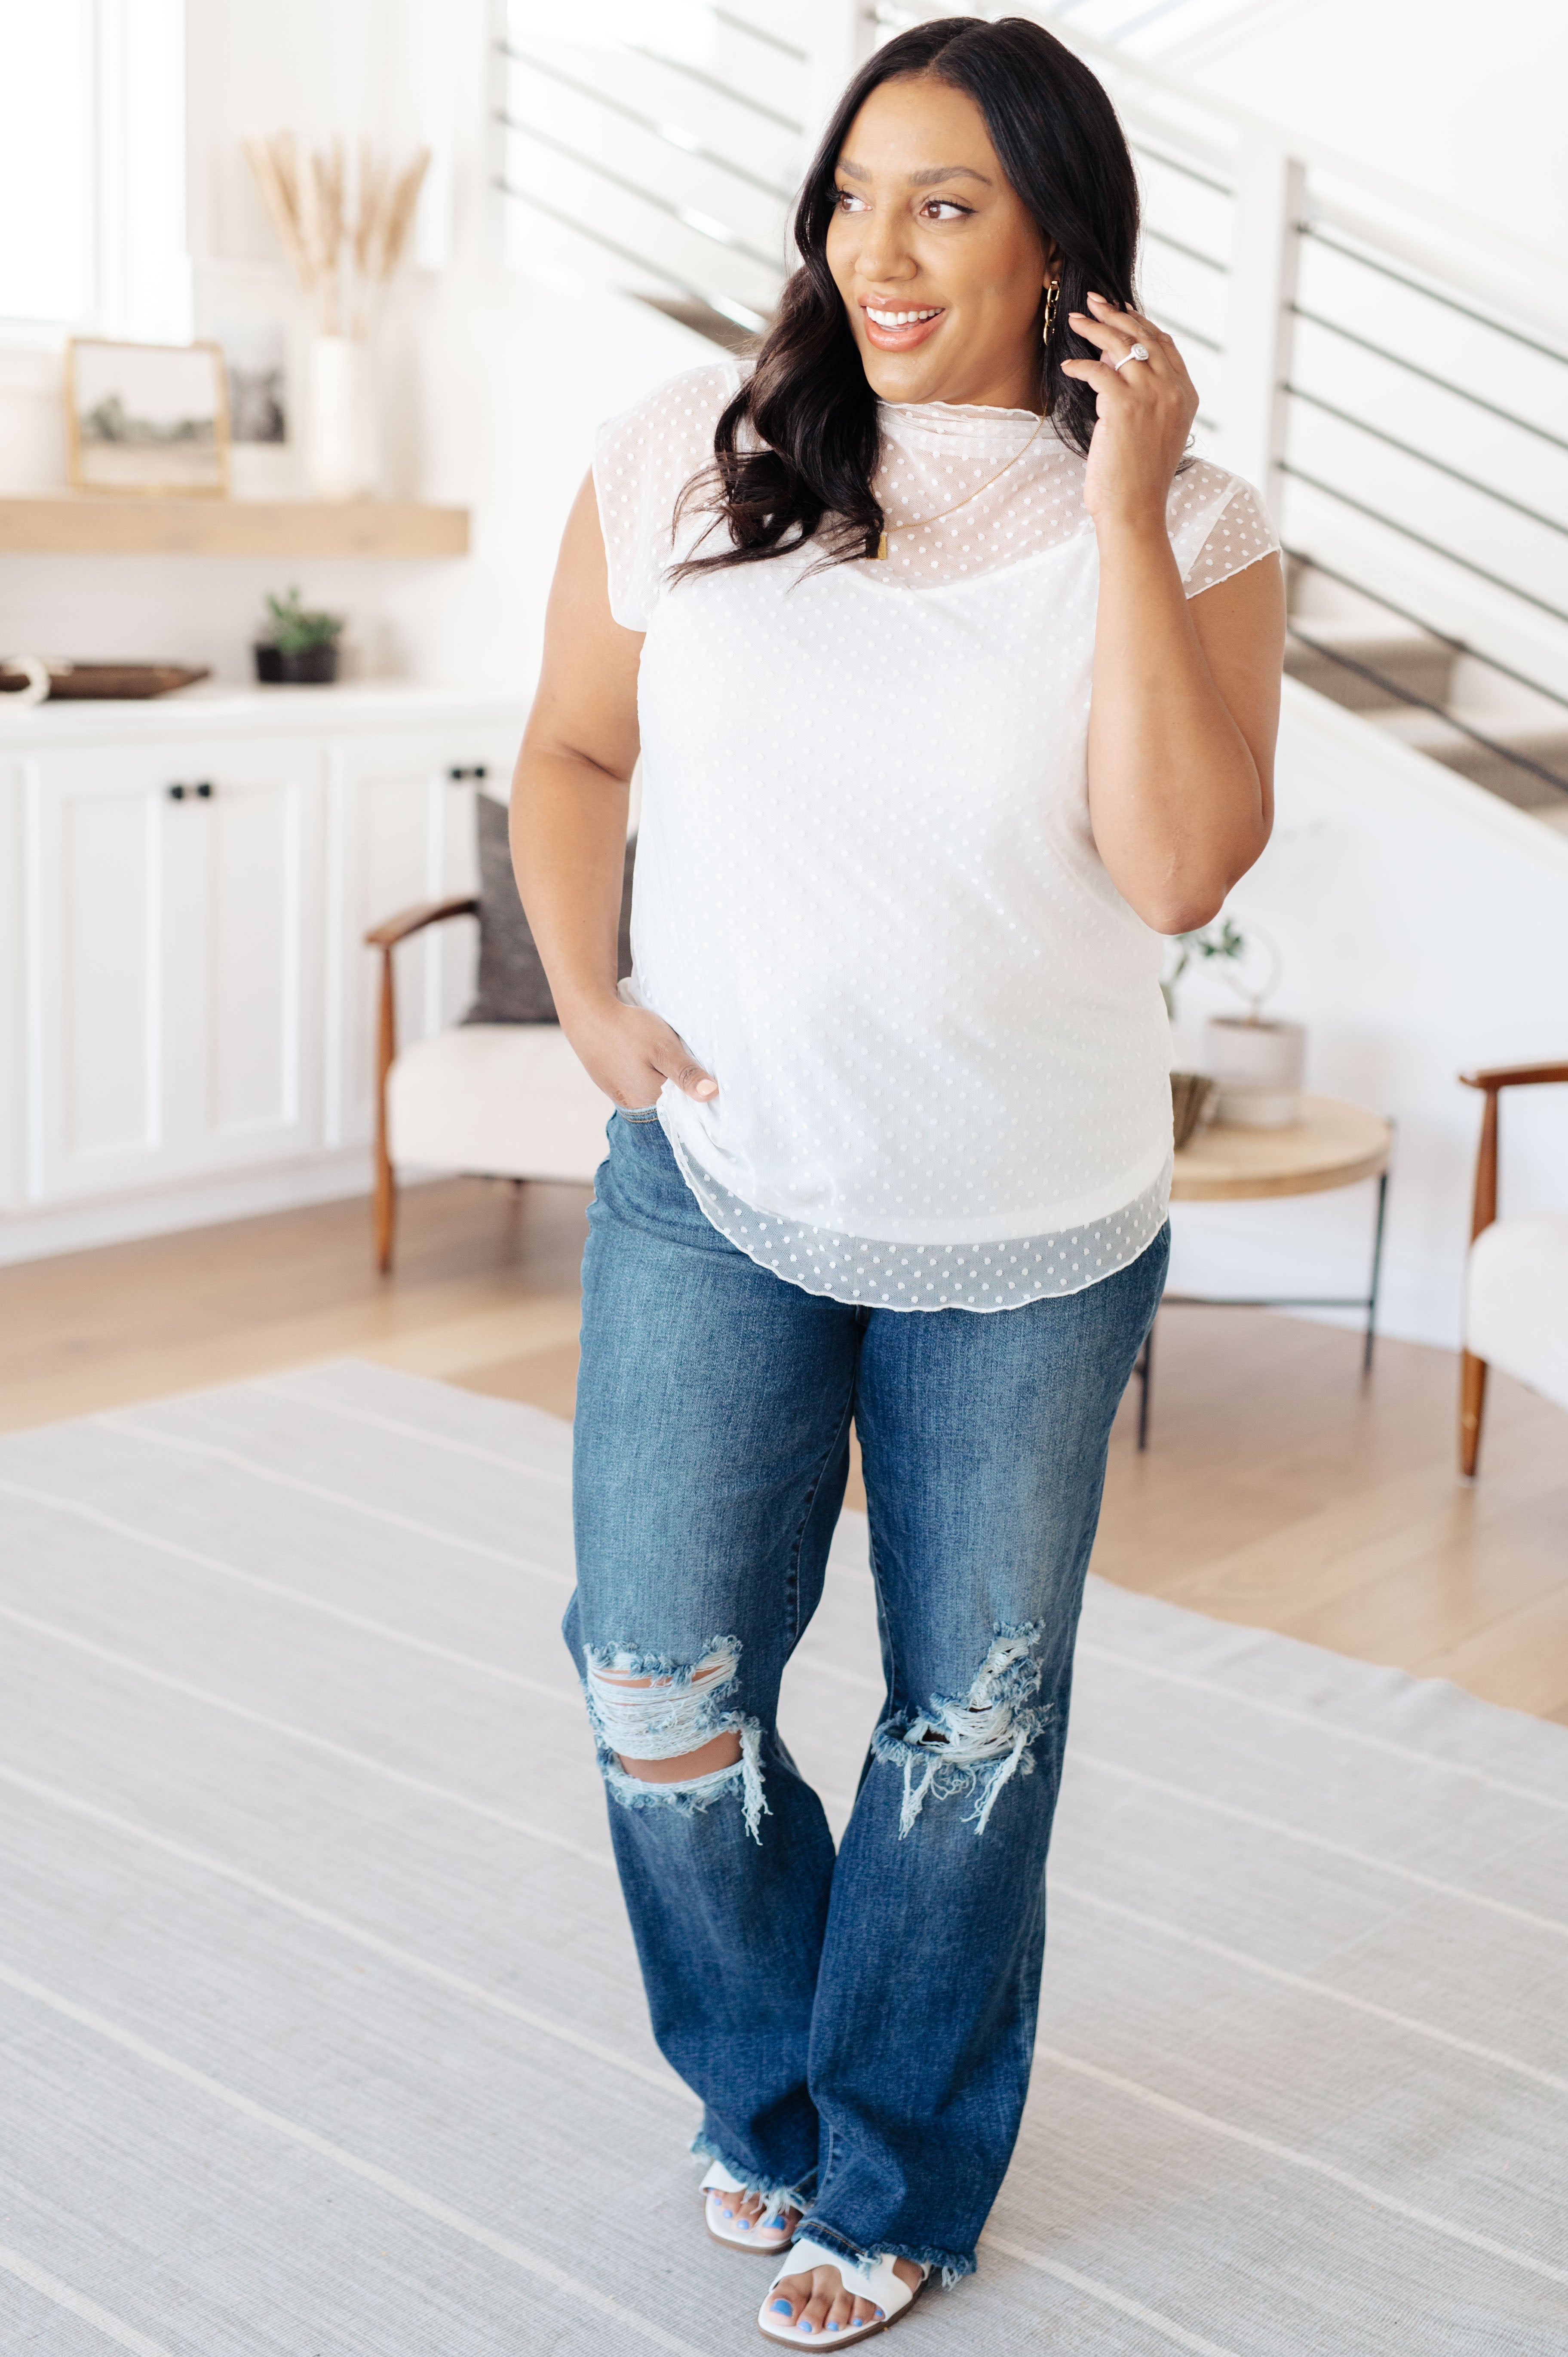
[825,73,1057,414]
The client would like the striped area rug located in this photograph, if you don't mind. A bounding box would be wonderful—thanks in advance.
[0,1359,1563,2356]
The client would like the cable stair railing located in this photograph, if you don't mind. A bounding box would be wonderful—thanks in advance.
[1283,586,1568,813]
[494,48,795,205]
[1271,216,1568,823]
[493,3,801,345]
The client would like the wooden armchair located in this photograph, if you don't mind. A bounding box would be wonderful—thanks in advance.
[364,896,614,1274]
[365,895,478,1273]
[1458,1059,1568,1474]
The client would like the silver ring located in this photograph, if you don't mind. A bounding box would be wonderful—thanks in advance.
[1113,343,1151,374]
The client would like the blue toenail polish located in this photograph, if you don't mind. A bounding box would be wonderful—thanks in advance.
[874,2309,884,2321]
[739,2219,752,2230]
[770,2300,794,2315]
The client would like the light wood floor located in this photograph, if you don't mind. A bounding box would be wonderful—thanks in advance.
[4,1177,1565,1723]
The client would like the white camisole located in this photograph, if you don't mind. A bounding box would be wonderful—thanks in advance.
[593,361,1279,1311]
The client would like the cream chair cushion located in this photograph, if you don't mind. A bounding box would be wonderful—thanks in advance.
[387,1022,614,1185]
[1465,1213,1568,1412]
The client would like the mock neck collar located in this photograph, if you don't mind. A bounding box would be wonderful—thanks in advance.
[877,398,1052,457]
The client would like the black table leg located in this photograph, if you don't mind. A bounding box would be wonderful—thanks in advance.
[1364,1166,1390,1375]
[1139,1147,1390,1444]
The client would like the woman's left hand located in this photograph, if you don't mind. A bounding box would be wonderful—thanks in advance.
[1059,292,1199,531]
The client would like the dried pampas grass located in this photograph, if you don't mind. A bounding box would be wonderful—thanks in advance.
[245,133,430,340]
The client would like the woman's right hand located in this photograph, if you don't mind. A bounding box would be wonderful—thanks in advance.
[564,997,718,1109]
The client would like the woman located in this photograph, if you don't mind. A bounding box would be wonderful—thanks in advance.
[512,16,1283,2345]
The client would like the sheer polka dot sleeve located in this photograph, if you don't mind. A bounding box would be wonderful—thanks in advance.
[592,361,739,632]
[1166,460,1281,599]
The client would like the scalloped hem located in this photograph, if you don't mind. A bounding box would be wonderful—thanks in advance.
[661,1124,1171,1314]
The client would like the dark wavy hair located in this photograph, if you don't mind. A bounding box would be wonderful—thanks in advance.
[672,15,1141,582]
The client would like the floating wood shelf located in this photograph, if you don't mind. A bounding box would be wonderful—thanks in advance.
[0,496,469,559]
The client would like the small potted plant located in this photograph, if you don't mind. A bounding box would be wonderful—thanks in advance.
[1155,915,1301,1136]
[1162,918,1247,1145]
[1165,915,1305,1129]
[254,587,345,685]
[1161,915,1248,1022]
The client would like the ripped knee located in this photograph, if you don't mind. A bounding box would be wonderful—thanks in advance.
[597,1657,742,1783]
[583,1636,767,1841]
[872,1624,1050,1838]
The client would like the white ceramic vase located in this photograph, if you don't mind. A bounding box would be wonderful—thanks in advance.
[307,334,377,501]
[1203,1015,1307,1128]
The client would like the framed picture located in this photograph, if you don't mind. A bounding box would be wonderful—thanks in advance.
[65,338,231,497]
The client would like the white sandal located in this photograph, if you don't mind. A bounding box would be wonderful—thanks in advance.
[757,2236,929,2345]
[700,2160,799,2254]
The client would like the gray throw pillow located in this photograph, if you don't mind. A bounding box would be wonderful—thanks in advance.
[464,793,635,1025]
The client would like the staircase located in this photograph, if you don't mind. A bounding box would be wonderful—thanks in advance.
[492,1,808,349]
[1284,565,1568,832]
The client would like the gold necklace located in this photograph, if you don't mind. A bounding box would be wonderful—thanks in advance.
[872,408,1047,560]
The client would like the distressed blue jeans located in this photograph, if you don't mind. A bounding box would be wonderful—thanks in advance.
[566,1108,1167,2283]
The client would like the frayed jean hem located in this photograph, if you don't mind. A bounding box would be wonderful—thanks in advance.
[691,2130,815,2216]
[795,2216,975,2288]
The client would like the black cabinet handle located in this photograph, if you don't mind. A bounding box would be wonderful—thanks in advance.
[168,782,186,800]
[448,763,488,781]
[195,780,213,798]
[168,781,216,801]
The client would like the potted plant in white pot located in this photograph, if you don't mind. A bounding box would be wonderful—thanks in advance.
[1165,915,1305,1129]
[1163,918,1238,1145]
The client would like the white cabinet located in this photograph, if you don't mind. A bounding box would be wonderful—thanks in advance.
[0,685,527,1259]
[29,749,161,1201]
[24,735,320,1204]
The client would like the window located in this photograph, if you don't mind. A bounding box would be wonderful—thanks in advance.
[0,0,188,344]
[0,3,95,329]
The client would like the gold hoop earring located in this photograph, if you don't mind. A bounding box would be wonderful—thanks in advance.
[1042,280,1059,347]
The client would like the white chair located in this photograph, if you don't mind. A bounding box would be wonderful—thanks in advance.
[365,893,613,1271]
[1459,1058,1568,1473]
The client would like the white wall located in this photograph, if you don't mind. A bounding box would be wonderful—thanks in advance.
[1168,679,1568,1350]
[1151,0,1568,282]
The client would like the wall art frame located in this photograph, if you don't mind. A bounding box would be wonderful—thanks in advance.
[64,337,231,498]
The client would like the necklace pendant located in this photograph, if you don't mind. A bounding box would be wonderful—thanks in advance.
[876,529,888,560]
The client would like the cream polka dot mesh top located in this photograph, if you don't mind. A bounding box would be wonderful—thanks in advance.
[594,360,1280,1312]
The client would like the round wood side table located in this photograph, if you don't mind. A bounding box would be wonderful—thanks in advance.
[1136,1093,1394,1449]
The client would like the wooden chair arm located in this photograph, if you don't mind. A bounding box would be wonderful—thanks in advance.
[364,893,479,950]
[1460,1060,1568,1093]
[365,893,479,1273]
[1460,1058,1568,1246]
